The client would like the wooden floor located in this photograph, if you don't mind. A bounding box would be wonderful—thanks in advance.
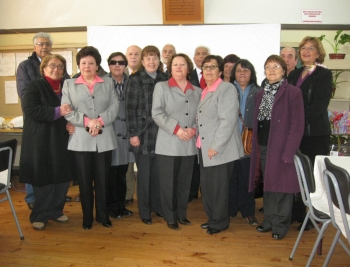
[1,179,349,267]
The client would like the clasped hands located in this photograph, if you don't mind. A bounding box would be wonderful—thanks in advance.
[176,127,195,141]
[87,119,102,137]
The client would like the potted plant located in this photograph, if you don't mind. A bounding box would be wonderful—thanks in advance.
[331,70,348,97]
[319,30,350,59]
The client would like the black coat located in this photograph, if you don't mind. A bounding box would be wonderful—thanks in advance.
[190,69,200,87]
[125,70,168,154]
[19,78,72,186]
[287,66,332,136]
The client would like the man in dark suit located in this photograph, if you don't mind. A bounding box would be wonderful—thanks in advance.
[188,46,210,202]
[190,46,210,89]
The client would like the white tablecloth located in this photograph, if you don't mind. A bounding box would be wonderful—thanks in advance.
[311,156,350,238]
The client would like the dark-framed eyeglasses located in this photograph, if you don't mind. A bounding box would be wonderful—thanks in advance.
[109,60,126,66]
[202,65,218,71]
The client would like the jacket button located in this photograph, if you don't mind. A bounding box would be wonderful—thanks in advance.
[186,100,188,103]
[184,126,187,128]
[202,137,204,139]
[199,111,202,113]
[141,118,146,122]
[92,96,95,99]
[200,124,202,127]
[186,113,188,115]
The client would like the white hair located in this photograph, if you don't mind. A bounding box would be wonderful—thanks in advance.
[194,45,211,55]
[33,32,53,45]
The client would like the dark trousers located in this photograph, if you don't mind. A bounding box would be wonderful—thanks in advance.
[260,145,293,235]
[30,182,69,223]
[157,154,194,223]
[292,135,331,221]
[189,155,200,200]
[107,164,128,209]
[199,149,233,230]
[229,156,256,218]
[134,153,163,220]
[74,150,112,225]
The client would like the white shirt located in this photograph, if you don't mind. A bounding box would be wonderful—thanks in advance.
[196,67,202,83]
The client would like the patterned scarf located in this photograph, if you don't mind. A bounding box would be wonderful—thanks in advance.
[257,79,284,121]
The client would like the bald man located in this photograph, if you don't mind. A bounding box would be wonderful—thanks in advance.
[161,44,176,72]
[125,45,142,75]
[280,47,298,76]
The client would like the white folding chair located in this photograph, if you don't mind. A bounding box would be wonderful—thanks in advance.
[323,158,350,266]
[290,150,332,266]
[0,139,24,240]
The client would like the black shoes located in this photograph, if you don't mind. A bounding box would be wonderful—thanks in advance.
[97,220,112,228]
[142,219,152,225]
[297,220,315,231]
[272,233,284,240]
[82,223,92,230]
[167,222,179,230]
[27,202,34,210]
[206,228,221,235]
[121,207,133,217]
[155,213,164,217]
[178,218,191,225]
[256,225,272,233]
[201,223,209,229]
[109,207,133,219]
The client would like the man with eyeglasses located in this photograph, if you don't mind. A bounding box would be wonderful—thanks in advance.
[16,32,71,210]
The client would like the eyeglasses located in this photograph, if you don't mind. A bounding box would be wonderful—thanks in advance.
[202,65,218,71]
[36,42,52,47]
[47,63,64,70]
[300,46,315,52]
[109,60,126,66]
[264,65,281,71]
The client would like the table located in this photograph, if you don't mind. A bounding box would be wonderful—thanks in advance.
[311,155,350,238]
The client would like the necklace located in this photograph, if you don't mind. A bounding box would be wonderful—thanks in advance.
[53,84,61,93]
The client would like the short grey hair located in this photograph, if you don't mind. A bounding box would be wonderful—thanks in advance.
[33,32,53,45]
[194,45,211,55]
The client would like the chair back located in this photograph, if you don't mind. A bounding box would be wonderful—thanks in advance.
[296,149,316,193]
[0,139,17,186]
[324,158,350,215]
[294,150,314,209]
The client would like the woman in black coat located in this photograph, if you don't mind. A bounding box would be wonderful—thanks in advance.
[20,54,73,231]
[126,45,168,224]
[287,36,332,228]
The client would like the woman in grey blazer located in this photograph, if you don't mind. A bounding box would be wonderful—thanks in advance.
[62,46,119,230]
[197,55,244,235]
[152,53,201,230]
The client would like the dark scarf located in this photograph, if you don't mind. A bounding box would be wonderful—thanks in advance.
[257,79,284,121]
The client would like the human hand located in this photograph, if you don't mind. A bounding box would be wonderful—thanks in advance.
[184,128,196,139]
[60,104,72,116]
[208,148,218,160]
[130,136,140,147]
[66,122,75,135]
[176,128,190,141]
[87,119,102,137]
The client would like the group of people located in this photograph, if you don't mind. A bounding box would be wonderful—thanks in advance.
[17,32,333,239]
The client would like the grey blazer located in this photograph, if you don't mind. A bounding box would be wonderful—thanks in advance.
[152,80,201,156]
[197,81,244,167]
[61,77,119,152]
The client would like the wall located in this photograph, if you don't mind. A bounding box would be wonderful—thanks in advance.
[1,0,350,29]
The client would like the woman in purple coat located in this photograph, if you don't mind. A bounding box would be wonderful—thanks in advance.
[249,55,304,240]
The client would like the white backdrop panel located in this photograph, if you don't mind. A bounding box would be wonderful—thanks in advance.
[88,24,280,84]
